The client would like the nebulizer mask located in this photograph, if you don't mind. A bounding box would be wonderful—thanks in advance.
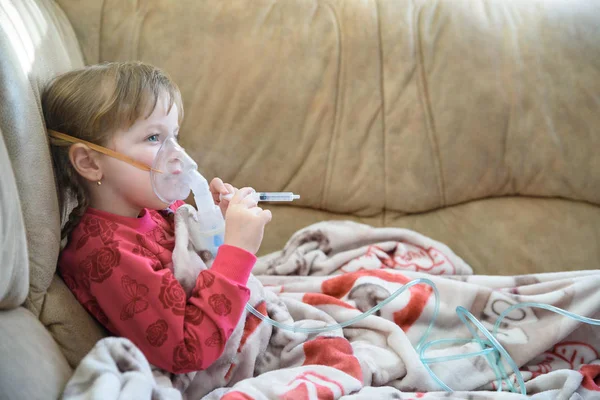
[150,136,225,256]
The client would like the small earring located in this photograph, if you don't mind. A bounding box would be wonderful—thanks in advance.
[97,180,102,186]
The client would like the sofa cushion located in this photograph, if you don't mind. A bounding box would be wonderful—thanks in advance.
[0,307,72,399]
[262,197,600,275]
[0,0,84,315]
[41,274,108,368]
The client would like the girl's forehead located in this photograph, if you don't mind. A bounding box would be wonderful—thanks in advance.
[144,94,179,123]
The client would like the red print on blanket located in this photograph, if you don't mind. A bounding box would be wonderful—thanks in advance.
[580,364,600,391]
[279,371,346,400]
[321,270,432,331]
[523,341,599,379]
[363,243,455,275]
[392,243,455,274]
[221,392,254,400]
[302,293,357,310]
[303,337,362,382]
[238,301,268,351]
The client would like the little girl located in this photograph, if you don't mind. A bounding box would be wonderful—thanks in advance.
[43,61,271,374]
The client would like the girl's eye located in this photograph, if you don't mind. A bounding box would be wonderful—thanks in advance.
[147,134,160,143]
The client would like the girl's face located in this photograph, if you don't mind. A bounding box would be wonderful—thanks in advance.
[98,95,180,216]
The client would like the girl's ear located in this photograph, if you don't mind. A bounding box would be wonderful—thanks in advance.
[69,143,103,182]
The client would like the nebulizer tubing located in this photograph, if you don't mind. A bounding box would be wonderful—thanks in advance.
[245,278,439,351]
[248,277,600,396]
[417,301,600,395]
[487,302,600,394]
[48,130,600,395]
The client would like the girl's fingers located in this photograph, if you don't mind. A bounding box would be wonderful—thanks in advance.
[231,187,255,205]
[219,184,237,202]
[241,192,259,208]
[223,183,235,195]
[248,206,263,216]
[260,209,272,223]
[210,178,226,203]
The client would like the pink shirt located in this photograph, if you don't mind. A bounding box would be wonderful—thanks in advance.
[58,201,255,374]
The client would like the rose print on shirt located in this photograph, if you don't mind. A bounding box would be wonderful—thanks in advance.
[146,319,168,347]
[120,275,149,321]
[150,227,174,248]
[79,241,121,283]
[150,211,175,238]
[185,305,205,325]
[209,294,232,316]
[135,232,162,256]
[132,234,159,258]
[76,217,119,249]
[172,329,203,373]
[197,271,215,291]
[159,273,186,316]
[205,330,224,348]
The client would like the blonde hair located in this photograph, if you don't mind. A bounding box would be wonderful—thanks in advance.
[42,61,184,239]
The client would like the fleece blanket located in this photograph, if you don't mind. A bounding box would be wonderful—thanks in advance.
[62,205,600,399]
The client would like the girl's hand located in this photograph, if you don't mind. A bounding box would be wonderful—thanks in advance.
[210,177,236,216]
[224,187,272,254]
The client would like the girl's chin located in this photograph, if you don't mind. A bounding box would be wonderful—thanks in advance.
[140,196,172,211]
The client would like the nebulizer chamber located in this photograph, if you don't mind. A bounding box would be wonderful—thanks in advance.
[151,137,224,257]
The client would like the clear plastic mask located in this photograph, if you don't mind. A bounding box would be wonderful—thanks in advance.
[150,137,198,204]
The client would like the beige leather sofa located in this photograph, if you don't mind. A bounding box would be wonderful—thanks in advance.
[1,0,598,398]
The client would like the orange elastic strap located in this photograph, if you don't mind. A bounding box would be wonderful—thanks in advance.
[47,129,162,173]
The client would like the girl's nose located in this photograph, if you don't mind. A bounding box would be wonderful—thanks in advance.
[167,158,183,175]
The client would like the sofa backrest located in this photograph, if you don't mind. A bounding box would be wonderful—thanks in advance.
[55,1,600,269]
[59,0,600,215]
